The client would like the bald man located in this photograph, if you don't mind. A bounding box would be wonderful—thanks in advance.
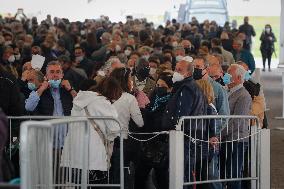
[162,60,208,186]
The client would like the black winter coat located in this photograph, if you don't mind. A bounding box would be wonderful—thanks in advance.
[0,67,23,116]
[33,88,73,116]
[260,31,276,52]
[162,77,208,131]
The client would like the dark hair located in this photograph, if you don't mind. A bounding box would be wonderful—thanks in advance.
[46,61,62,73]
[211,47,222,54]
[130,51,141,57]
[110,67,131,93]
[158,72,173,88]
[79,79,97,91]
[148,55,160,65]
[243,80,260,100]
[58,55,70,63]
[211,38,222,46]
[124,45,134,51]
[90,77,122,102]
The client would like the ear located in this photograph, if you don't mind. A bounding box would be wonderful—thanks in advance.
[237,74,242,81]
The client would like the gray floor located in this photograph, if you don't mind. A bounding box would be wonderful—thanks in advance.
[261,68,284,189]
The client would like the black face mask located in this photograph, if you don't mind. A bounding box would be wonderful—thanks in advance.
[185,47,194,55]
[137,67,150,81]
[154,87,168,97]
[215,77,225,86]
[193,68,206,80]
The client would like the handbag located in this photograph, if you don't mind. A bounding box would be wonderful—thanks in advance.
[84,107,113,169]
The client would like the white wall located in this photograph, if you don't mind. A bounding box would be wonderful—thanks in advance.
[227,0,280,16]
[0,0,281,22]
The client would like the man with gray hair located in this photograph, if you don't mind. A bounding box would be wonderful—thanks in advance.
[220,64,252,189]
[94,57,125,84]
[91,32,112,62]
[162,59,208,186]
[25,61,76,115]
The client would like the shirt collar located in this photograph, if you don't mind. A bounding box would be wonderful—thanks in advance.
[228,84,243,96]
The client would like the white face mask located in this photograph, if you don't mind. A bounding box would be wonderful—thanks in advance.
[15,54,21,60]
[142,55,150,61]
[172,41,178,47]
[80,30,86,36]
[115,45,121,52]
[129,66,134,71]
[8,55,15,63]
[265,28,271,33]
[176,55,184,62]
[5,41,12,46]
[150,68,157,75]
[76,56,84,62]
[172,72,185,83]
[97,70,106,77]
[124,49,131,56]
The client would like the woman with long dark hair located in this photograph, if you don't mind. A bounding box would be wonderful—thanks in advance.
[260,24,276,72]
[109,67,144,188]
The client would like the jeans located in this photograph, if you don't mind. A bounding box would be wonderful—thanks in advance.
[208,152,222,189]
[220,141,248,189]
[110,138,139,189]
[184,141,209,189]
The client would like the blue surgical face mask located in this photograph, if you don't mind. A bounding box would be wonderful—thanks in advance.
[48,79,62,89]
[222,73,232,85]
[244,70,251,81]
[27,82,37,91]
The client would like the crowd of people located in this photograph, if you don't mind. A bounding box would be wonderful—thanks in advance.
[0,13,273,189]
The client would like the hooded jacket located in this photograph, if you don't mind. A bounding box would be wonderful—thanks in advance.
[60,91,120,171]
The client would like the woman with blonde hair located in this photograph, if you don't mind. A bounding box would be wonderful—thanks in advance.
[195,79,222,189]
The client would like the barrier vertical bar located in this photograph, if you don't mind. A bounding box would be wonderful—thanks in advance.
[81,121,89,188]
[260,129,270,189]
[282,72,284,118]
[250,125,257,189]
[169,129,184,189]
[120,130,124,189]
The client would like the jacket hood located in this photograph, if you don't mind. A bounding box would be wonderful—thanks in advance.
[73,91,107,110]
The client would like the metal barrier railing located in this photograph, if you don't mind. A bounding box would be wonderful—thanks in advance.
[6,115,270,189]
[169,115,266,189]
[19,116,124,189]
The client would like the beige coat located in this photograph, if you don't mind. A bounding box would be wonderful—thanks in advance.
[250,95,265,128]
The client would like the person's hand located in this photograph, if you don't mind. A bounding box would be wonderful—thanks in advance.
[62,79,77,98]
[269,36,273,41]
[37,81,49,96]
[61,80,72,91]
[209,137,219,148]
[21,70,30,81]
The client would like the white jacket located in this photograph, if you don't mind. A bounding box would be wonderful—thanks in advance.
[113,92,144,138]
[60,91,120,171]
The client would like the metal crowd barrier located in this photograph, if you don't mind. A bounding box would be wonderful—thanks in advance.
[18,116,124,189]
[169,115,270,189]
[6,115,270,189]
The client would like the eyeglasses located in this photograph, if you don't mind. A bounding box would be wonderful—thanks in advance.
[210,75,220,80]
